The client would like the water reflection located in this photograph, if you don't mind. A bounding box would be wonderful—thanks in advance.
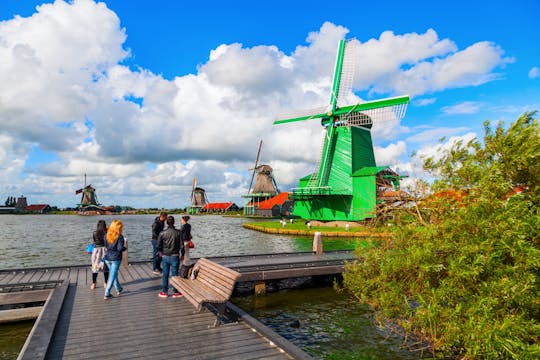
[233,287,425,360]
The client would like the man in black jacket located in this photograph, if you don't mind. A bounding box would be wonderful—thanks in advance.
[157,216,184,298]
[151,211,167,274]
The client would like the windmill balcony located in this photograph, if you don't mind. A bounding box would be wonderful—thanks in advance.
[290,186,335,199]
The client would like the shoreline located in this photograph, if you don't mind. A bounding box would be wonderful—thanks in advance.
[242,222,390,238]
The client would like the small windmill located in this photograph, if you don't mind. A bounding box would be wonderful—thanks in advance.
[188,177,208,214]
[75,174,103,214]
[274,39,409,221]
[242,140,280,216]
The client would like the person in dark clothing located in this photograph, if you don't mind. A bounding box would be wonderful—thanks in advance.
[90,220,109,289]
[151,211,167,274]
[157,216,184,298]
[180,215,192,265]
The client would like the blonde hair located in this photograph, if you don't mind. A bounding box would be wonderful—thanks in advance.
[106,219,123,245]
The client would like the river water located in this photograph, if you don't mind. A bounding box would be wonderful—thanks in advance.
[0,214,422,359]
[0,214,357,269]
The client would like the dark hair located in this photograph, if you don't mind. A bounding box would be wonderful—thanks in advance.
[160,211,168,219]
[166,215,175,227]
[96,220,107,241]
[182,215,190,222]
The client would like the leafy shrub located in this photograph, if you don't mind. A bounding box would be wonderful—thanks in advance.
[342,112,540,359]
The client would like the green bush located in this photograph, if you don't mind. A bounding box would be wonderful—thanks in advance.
[342,112,540,359]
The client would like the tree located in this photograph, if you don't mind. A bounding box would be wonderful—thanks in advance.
[342,112,540,359]
[4,196,16,207]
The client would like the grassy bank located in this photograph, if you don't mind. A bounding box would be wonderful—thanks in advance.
[243,221,389,238]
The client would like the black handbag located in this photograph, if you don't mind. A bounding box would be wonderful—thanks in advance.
[179,263,195,279]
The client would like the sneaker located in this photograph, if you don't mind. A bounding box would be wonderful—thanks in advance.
[90,283,96,289]
[104,294,112,300]
[158,291,168,298]
[152,270,161,275]
[172,292,183,298]
[117,288,124,296]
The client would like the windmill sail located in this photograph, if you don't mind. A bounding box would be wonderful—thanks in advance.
[337,40,357,107]
[248,140,263,194]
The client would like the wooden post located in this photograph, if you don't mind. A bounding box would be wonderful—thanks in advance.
[254,280,266,296]
[313,232,323,255]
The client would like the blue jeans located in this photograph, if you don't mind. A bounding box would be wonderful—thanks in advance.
[161,255,180,294]
[104,260,122,296]
[151,239,161,271]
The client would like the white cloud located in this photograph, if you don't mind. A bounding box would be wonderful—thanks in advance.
[355,32,512,96]
[374,141,407,165]
[0,2,513,207]
[529,66,540,79]
[416,132,478,163]
[406,127,471,144]
[414,97,436,106]
[442,101,481,115]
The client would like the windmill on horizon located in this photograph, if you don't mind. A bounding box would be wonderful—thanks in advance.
[75,174,104,215]
[187,177,208,214]
[242,140,283,216]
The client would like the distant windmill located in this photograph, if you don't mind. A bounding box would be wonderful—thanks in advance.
[242,140,281,216]
[274,39,409,221]
[187,177,208,214]
[75,174,103,214]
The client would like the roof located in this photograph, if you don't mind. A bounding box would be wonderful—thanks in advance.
[256,192,290,210]
[202,202,235,210]
[25,204,50,211]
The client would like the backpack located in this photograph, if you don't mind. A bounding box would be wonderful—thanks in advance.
[179,263,195,279]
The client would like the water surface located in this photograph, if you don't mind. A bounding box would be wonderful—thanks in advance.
[0,214,357,269]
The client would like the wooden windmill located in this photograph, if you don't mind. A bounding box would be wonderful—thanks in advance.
[75,174,103,214]
[187,177,208,214]
[274,39,409,221]
[242,140,281,216]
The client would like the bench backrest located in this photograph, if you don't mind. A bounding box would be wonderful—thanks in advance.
[196,258,240,299]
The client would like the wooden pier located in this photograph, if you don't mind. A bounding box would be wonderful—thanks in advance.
[0,251,354,359]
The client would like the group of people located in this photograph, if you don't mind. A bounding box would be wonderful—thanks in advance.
[152,212,192,298]
[89,219,126,300]
[89,212,192,301]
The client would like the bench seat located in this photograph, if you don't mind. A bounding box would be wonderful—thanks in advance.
[170,258,240,323]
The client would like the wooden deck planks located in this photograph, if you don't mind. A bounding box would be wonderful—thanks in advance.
[44,274,291,360]
[1,253,353,360]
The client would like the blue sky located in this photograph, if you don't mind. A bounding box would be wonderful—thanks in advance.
[0,0,539,208]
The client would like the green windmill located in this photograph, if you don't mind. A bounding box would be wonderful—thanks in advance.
[274,39,409,222]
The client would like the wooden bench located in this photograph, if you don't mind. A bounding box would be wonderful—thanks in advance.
[170,258,240,326]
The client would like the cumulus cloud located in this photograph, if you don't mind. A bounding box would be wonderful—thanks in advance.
[0,2,512,207]
[374,141,407,165]
[353,30,512,96]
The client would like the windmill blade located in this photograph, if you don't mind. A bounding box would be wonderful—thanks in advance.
[248,140,263,193]
[274,106,328,125]
[191,177,197,201]
[336,40,358,107]
[336,95,409,115]
[336,95,410,127]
